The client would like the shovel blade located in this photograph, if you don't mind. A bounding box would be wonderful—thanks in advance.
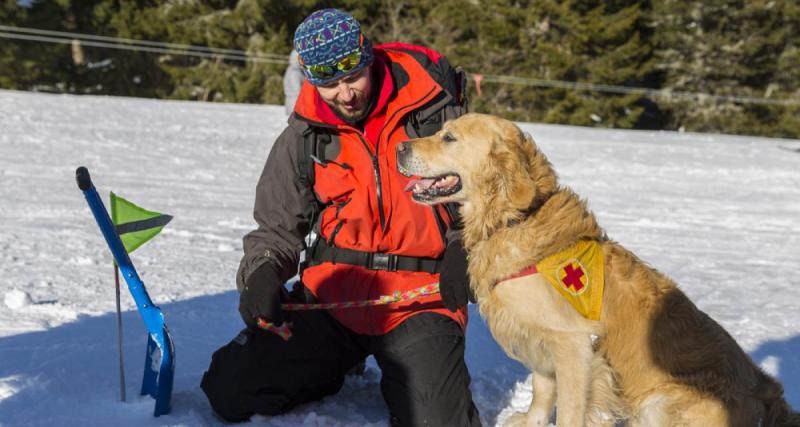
[140,327,175,416]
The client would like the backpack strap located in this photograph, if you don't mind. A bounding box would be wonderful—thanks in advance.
[453,66,469,114]
[403,60,470,139]
[296,127,331,190]
[296,128,313,189]
[295,126,332,273]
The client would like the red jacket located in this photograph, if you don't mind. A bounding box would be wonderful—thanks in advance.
[238,44,468,335]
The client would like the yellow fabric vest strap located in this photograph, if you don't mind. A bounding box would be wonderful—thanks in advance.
[500,240,604,320]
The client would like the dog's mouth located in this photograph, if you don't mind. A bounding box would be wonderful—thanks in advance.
[403,173,462,203]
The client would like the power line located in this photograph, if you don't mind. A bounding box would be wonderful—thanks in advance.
[0,25,288,64]
[1,25,798,107]
[0,24,287,60]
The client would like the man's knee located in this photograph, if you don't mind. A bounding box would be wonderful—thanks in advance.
[200,321,358,422]
[200,329,294,421]
[201,360,343,423]
[379,314,482,426]
[383,358,480,426]
[385,386,480,426]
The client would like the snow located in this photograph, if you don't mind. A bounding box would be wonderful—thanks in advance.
[1,88,798,426]
[4,289,32,310]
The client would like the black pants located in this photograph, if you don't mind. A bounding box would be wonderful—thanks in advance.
[201,309,481,426]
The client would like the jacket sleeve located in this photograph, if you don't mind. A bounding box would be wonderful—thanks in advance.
[236,126,317,291]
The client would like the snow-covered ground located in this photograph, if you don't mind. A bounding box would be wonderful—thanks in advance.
[1,89,798,426]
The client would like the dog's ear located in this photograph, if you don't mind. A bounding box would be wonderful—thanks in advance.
[490,128,536,211]
[523,133,558,201]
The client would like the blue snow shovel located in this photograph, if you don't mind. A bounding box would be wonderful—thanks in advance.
[76,166,174,416]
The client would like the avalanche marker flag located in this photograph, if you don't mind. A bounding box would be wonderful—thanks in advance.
[110,192,172,253]
[76,167,175,417]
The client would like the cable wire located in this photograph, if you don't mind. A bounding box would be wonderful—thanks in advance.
[0,25,287,64]
[0,24,287,60]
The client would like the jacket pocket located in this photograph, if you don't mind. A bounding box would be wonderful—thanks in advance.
[314,162,357,245]
[313,161,356,204]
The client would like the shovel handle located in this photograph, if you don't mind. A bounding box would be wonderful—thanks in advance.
[76,166,93,191]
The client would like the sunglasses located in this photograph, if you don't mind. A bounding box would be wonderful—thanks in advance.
[304,50,363,81]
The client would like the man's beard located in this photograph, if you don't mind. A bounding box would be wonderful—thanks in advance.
[332,102,370,123]
[331,67,376,125]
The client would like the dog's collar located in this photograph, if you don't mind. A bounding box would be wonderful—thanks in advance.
[506,206,538,228]
[505,191,556,228]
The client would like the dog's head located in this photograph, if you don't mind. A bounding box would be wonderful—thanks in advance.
[397,113,556,213]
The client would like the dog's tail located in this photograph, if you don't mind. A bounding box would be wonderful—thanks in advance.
[759,373,800,427]
[764,398,800,427]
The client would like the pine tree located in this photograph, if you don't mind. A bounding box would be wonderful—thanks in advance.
[89,0,173,98]
[0,0,172,96]
[0,0,76,92]
[519,0,656,128]
[652,0,800,137]
[765,1,800,138]
[0,0,29,89]
[396,0,657,129]
[152,0,316,104]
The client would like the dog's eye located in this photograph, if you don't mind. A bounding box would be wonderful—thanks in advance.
[442,132,456,143]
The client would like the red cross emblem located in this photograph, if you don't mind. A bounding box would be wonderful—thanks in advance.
[560,261,587,295]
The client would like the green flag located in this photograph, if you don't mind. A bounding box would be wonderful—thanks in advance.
[110,192,172,253]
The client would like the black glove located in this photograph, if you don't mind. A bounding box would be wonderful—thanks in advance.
[438,238,476,312]
[238,263,284,328]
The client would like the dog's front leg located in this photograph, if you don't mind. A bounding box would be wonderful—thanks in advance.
[551,334,594,427]
[526,370,556,426]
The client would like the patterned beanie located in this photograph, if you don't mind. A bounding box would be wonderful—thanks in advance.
[293,8,374,86]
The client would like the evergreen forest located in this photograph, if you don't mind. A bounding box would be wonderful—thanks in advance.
[1,0,798,138]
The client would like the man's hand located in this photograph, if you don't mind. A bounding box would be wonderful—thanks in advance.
[238,263,284,328]
[438,238,476,312]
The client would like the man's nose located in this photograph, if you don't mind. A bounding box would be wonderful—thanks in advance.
[337,83,354,101]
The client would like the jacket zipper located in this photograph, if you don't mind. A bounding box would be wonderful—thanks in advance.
[356,133,386,231]
[370,86,438,233]
[327,220,346,246]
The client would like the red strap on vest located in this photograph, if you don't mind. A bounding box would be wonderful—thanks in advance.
[500,264,539,283]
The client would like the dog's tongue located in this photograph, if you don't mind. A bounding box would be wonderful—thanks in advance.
[404,178,436,192]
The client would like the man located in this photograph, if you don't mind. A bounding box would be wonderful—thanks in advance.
[201,9,479,426]
[283,49,304,114]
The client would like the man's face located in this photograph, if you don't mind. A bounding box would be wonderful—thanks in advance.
[315,66,373,122]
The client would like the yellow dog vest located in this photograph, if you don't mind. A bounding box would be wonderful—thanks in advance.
[500,240,604,320]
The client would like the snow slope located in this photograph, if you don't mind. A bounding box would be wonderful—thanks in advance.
[1,89,798,426]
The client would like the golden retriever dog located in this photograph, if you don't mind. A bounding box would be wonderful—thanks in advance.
[396,113,799,427]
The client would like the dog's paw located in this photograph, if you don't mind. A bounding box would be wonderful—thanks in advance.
[500,412,528,427]
[501,411,552,427]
